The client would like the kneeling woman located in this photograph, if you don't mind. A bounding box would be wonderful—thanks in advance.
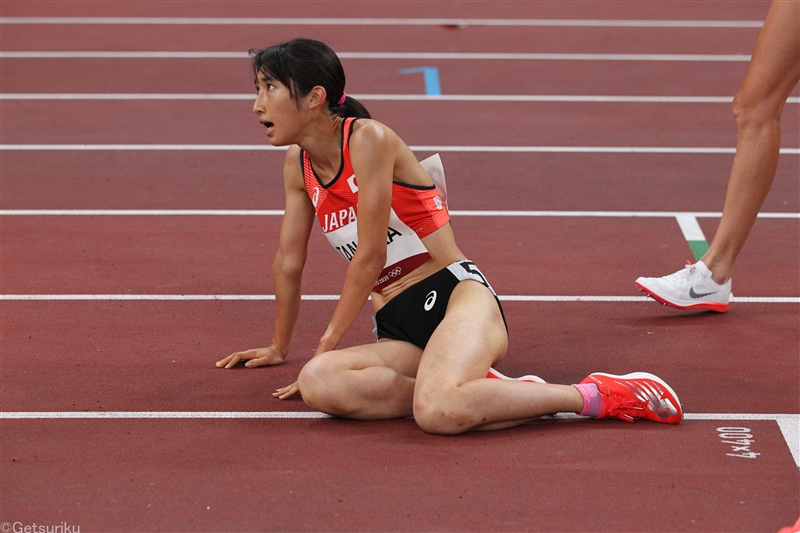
[216,38,682,434]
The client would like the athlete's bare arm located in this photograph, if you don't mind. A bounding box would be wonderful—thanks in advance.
[313,121,396,355]
[216,145,315,370]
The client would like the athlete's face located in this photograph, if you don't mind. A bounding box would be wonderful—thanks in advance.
[253,73,303,146]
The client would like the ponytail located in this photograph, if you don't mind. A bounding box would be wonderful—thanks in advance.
[330,95,371,119]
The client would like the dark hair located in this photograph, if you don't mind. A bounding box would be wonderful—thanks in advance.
[249,39,371,119]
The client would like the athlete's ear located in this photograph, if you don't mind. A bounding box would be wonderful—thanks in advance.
[306,86,328,110]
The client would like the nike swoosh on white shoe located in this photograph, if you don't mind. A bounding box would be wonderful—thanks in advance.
[689,287,716,299]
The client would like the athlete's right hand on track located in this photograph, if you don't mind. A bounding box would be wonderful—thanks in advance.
[216,344,286,369]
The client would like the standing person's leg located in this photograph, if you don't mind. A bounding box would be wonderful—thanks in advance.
[701,0,800,284]
[635,0,799,312]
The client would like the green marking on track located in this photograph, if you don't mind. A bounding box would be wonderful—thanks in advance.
[676,214,709,261]
[688,240,709,260]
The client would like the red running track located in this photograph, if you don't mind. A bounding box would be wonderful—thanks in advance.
[2,151,797,213]
[1,1,798,531]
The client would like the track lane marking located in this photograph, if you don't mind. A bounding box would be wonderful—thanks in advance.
[2,411,795,466]
[0,17,765,28]
[0,411,331,419]
[0,51,756,61]
[1,412,792,420]
[676,214,710,260]
[2,210,797,218]
[1,295,796,302]
[4,93,799,103]
[2,145,799,154]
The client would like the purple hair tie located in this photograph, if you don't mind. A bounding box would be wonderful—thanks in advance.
[337,92,347,105]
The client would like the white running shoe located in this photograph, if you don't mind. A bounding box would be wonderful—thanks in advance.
[635,260,731,312]
[487,367,546,384]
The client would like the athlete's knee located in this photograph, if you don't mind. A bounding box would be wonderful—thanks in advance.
[731,86,782,130]
[297,355,348,415]
[412,386,473,435]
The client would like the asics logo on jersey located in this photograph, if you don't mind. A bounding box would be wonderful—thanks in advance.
[424,291,437,311]
[624,379,679,420]
[689,287,716,299]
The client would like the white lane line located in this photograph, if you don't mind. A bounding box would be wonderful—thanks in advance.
[2,411,791,420]
[0,294,307,301]
[4,412,794,465]
[2,210,798,218]
[5,93,798,104]
[1,295,796,303]
[2,145,799,154]
[685,414,799,467]
[0,51,754,61]
[0,411,331,419]
[675,214,708,241]
[0,210,290,216]
[0,17,764,28]
[777,416,800,467]
[501,296,800,303]
[0,144,286,151]
[1,411,795,466]
[689,414,800,467]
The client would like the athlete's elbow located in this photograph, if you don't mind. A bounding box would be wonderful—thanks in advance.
[274,250,307,279]
[354,248,386,276]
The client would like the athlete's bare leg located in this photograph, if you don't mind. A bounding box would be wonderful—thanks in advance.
[411,281,583,434]
[701,0,800,284]
[298,281,584,434]
[297,340,423,420]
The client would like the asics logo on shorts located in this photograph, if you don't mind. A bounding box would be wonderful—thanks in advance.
[424,291,437,311]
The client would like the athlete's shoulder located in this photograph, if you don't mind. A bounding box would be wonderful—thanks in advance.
[349,119,401,151]
[285,144,302,161]
[282,144,305,185]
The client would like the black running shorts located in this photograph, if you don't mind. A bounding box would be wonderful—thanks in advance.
[374,260,507,349]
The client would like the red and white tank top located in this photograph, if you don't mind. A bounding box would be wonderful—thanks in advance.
[301,117,450,292]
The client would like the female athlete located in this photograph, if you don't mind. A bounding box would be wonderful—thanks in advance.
[216,38,683,434]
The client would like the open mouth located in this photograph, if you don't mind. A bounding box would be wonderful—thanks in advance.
[262,121,275,135]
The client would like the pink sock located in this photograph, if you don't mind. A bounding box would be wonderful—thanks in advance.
[573,383,604,417]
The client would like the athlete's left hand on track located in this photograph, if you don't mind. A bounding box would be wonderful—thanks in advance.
[215,346,285,369]
[273,381,300,400]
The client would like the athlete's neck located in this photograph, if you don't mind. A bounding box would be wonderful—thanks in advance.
[297,115,346,180]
